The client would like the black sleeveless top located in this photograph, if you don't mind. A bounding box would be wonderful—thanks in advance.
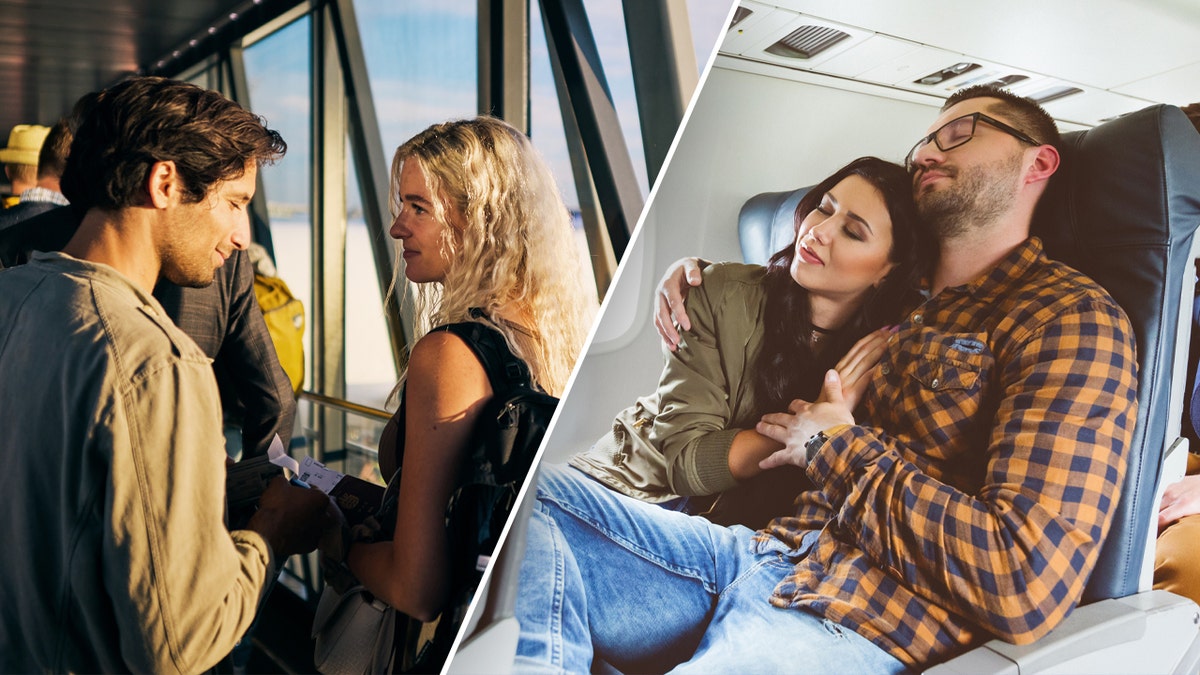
[376,312,529,486]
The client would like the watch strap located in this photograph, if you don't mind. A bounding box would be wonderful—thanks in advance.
[804,430,829,464]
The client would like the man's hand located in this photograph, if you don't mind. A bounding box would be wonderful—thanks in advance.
[247,476,339,558]
[1158,474,1200,531]
[832,326,894,411]
[757,370,856,470]
[654,257,707,352]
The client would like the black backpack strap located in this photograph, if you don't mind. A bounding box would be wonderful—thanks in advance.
[434,317,535,398]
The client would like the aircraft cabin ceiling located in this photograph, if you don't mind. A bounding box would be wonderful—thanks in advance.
[0,0,300,141]
[723,0,1200,127]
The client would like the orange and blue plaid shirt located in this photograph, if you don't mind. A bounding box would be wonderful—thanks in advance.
[755,237,1138,668]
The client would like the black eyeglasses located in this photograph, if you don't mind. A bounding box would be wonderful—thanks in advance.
[905,112,1042,171]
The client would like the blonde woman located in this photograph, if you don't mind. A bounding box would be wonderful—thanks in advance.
[345,117,594,635]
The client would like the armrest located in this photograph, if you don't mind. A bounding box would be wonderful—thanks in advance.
[924,590,1200,675]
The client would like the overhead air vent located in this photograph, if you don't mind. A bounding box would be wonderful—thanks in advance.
[1030,85,1083,104]
[915,62,980,85]
[730,6,753,29]
[764,25,850,60]
[978,74,1028,89]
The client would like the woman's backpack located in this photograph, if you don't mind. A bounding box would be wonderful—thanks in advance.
[314,318,555,674]
[378,319,557,673]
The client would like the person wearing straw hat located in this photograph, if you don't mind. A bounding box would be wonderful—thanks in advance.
[0,123,50,208]
[0,118,71,233]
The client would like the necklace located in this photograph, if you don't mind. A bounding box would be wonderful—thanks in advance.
[808,323,836,348]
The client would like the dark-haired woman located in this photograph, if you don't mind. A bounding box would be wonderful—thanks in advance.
[514,156,930,675]
[568,155,927,525]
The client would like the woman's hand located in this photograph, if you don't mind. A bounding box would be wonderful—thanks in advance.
[654,257,709,351]
[828,326,894,411]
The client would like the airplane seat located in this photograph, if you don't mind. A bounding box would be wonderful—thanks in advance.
[925,103,1200,674]
[737,185,809,265]
[738,104,1200,674]
[1030,104,1200,604]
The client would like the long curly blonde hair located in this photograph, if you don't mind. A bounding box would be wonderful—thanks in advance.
[389,116,595,397]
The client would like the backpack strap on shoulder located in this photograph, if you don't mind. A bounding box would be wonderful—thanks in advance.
[434,310,535,397]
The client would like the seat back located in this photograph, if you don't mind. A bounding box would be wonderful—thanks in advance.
[1031,104,1200,601]
[738,186,809,264]
[736,105,1200,603]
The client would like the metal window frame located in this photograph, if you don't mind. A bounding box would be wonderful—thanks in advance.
[622,0,697,186]
[158,0,705,463]
[538,0,644,266]
[329,0,413,369]
[479,0,531,133]
[310,0,348,459]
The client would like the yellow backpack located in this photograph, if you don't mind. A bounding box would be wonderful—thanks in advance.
[253,272,305,394]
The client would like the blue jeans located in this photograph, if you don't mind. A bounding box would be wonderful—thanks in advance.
[515,464,911,674]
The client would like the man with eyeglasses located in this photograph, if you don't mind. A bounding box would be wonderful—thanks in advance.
[596,84,1137,671]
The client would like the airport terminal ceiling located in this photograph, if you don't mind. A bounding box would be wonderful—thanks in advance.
[0,0,301,138]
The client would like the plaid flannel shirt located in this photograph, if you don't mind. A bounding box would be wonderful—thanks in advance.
[755,237,1138,667]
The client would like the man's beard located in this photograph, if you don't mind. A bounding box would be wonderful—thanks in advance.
[162,264,217,289]
[916,152,1022,239]
[159,238,219,289]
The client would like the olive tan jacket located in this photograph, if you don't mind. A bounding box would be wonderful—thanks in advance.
[0,252,276,674]
[570,262,772,503]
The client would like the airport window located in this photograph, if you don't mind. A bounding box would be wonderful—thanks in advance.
[334,0,479,475]
[688,0,733,71]
[223,0,736,463]
[241,15,316,451]
[343,150,398,413]
[352,0,479,155]
[341,142,394,481]
[529,4,603,300]
[577,1,649,196]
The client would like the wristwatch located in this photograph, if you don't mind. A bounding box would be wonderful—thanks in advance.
[804,430,830,464]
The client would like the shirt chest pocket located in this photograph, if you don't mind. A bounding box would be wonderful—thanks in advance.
[906,333,988,389]
[892,332,991,446]
[910,350,981,391]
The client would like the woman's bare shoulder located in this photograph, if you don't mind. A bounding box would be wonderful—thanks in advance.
[407,329,489,394]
